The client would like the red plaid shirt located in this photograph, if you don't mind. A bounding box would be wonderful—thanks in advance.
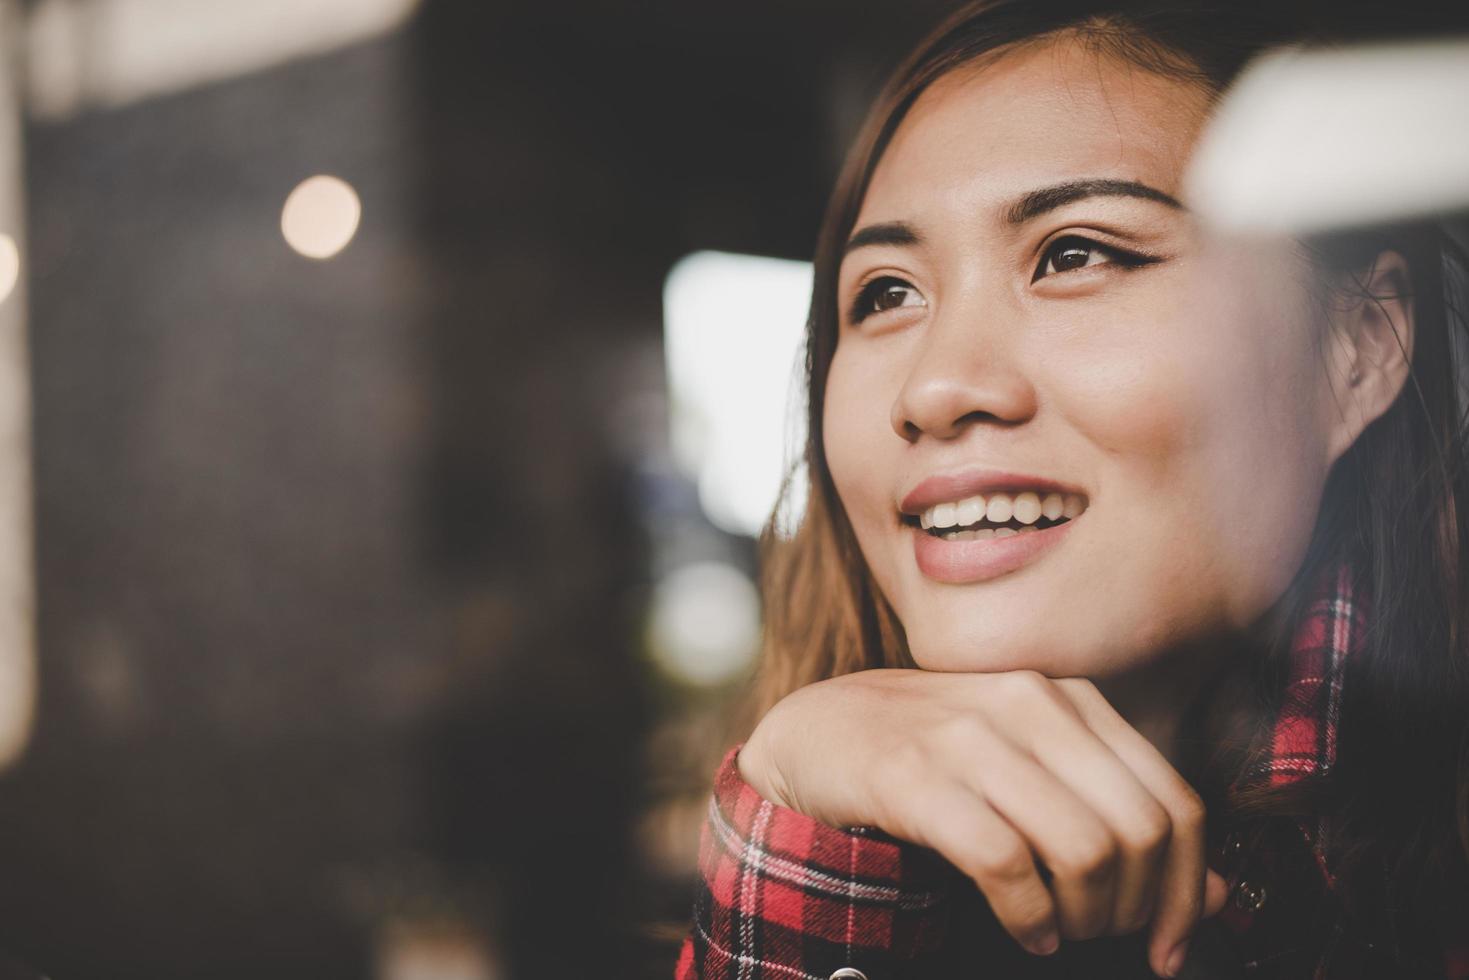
[674,560,1469,978]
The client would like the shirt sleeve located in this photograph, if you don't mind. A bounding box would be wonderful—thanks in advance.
[674,743,960,980]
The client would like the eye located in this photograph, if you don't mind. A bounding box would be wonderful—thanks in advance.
[1032,235,1153,283]
[849,275,926,325]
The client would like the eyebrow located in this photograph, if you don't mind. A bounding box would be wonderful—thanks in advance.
[843,221,922,257]
[1005,178,1184,225]
[842,178,1184,257]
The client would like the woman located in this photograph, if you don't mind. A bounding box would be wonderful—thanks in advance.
[674,1,1469,977]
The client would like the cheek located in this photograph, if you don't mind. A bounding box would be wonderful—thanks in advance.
[822,346,893,529]
[822,343,916,611]
[1053,279,1330,627]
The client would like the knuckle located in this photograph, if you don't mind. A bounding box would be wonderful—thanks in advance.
[1001,668,1051,698]
[1053,675,1100,699]
[1116,906,1153,935]
[970,841,1038,886]
[928,712,992,752]
[1003,905,1058,950]
[1121,801,1172,855]
[1170,785,1207,829]
[1053,832,1118,882]
[992,670,1069,719]
[1058,904,1110,941]
[1115,892,1158,934]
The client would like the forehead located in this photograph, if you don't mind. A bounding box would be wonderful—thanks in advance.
[860,38,1212,222]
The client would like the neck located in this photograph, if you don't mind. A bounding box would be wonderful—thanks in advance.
[1092,632,1243,782]
[1092,577,1310,790]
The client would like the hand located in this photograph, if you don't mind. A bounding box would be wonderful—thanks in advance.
[738,668,1231,977]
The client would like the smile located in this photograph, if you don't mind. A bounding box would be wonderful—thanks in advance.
[907,490,1088,540]
[900,490,1088,583]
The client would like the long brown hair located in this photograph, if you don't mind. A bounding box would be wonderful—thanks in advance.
[744,0,1469,942]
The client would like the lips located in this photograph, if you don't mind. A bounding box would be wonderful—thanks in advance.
[898,467,1088,584]
[909,515,1077,583]
[899,468,1087,517]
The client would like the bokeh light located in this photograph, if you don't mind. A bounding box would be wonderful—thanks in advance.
[647,560,761,687]
[0,235,18,304]
[662,250,810,538]
[280,174,361,259]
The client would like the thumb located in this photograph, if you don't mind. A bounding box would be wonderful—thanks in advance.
[1202,869,1231,917]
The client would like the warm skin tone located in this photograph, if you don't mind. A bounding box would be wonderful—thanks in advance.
[740,35,1413,977]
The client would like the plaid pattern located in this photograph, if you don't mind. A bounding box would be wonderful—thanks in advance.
[673,743,956,980]
[674,557,1469,978]
[1238,559,1359,790]
[1229,558,1365,891]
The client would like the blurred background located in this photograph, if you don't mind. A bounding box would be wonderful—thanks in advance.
[0,2,1466,979]
[0,1,968,977]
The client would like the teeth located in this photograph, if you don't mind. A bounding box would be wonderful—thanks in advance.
[985,494,1013,523]
[955,496,986,526]
[917,489,1088,529]
[994,527,1017,538]
[1012,491,1042,524]
[940,526,997,541]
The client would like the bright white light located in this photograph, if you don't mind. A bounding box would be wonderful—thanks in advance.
[26,0,423,119]
[1187,39,1469,235]
[647,561,761,687]
[281,175,361,260]
[0,236,16,305]
[663,251,811,538]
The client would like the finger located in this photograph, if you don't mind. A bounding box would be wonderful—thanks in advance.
[1142,870,1231,978]
[947,728,1120,941]
[1052,679,1212,978]
[1204,868,1229,916]
[876,774,1061,956]
[998,678,1173,934]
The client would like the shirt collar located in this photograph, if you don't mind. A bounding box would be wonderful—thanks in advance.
[1233,557,1368,791]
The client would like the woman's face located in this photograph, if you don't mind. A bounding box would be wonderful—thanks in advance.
[825,40,1348,679]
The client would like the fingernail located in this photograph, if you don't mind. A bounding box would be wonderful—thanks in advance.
[1030,931,1059,956]
[1164,939,1190,977]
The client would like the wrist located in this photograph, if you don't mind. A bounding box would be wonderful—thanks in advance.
[736,732,795,810]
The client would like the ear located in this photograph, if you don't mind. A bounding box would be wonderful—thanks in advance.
[1323,249,1415,466]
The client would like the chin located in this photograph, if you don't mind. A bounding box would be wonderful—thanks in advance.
[902,614,1059,675]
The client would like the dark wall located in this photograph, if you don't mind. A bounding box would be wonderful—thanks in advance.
[7,31,440,980]
[0,1,955,977]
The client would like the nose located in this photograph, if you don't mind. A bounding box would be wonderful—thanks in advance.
[889,295,1038,442]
